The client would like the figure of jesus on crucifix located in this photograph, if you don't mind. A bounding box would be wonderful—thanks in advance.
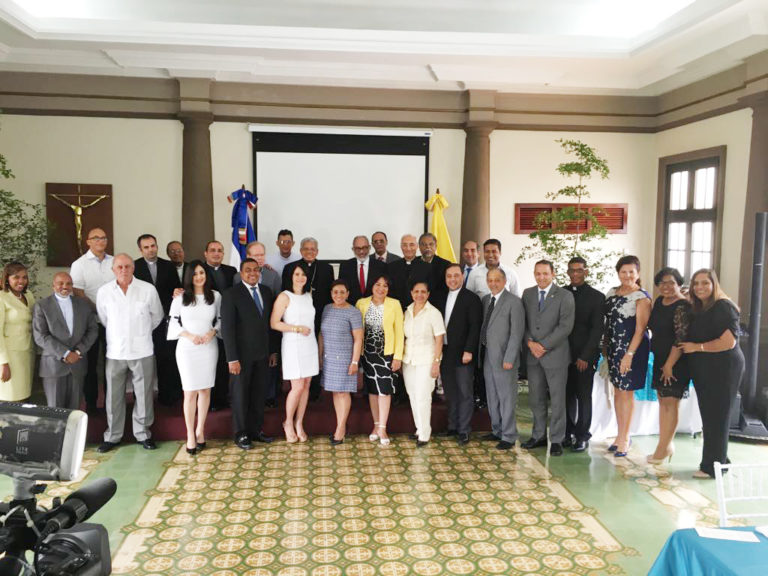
[51,188,109,255]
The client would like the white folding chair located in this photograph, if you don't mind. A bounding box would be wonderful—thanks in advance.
[714,462,768,527]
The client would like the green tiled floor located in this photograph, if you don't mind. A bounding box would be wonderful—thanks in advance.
[2,411,766,575]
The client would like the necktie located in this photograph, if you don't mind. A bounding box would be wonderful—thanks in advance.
[359,262,366,295]
[480,296,496,346]
[251,286,263,315]
[377,255,385,262]
[538,290,546,311]
[149,261,157,284]
[463,266,472,288]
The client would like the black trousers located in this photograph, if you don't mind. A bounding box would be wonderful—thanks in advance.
[441,361,475,434]
[212,340,230,408]
[692,348,744,476]
[565,363,596,441]
[154,320,182,406]
[84,324,107,409]
[230,357,269,439]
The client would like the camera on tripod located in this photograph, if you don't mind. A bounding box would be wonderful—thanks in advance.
[0,402,117,575]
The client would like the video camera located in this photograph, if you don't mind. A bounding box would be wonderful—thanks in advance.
[0,402,116,575]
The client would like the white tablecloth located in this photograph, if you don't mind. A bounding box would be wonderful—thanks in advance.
[589,371,703,440]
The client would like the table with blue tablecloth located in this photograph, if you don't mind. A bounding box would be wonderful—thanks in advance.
[649,527,768,576]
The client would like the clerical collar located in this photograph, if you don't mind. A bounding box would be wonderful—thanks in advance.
[54,293,71,301]
[448,287,461,295]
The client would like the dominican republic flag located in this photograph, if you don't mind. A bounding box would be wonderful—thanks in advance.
[228,187,257,268]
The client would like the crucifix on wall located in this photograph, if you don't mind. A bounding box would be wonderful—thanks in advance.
[46,183,113,266]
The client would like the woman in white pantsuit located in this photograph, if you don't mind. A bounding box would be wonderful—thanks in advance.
[402,280,445,446]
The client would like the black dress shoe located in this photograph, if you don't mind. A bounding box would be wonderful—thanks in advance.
[562,435,574,448]
[97,441,119,453]
[235,436,252,450]
[416,440,429,448]
[457,433,470,445]
[480,433,500,441]
[138,439,157,450]
[253,432,273,444]
[196,442,207,451]
[330,436,344,446]
[521,437,547,450]
[572,439,589,452]
[436,430,458,438]
[408,433,418,440]
[496,440,513,450]
[186,446,197,455]
[550,443,563,456]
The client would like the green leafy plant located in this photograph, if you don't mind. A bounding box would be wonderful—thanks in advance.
[516,139,622,286]
[0,146,49,289]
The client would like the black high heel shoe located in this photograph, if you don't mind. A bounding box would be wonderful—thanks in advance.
[196,442,206,452]
[186,445,197,455]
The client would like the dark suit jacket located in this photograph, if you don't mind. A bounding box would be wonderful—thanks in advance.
[135,257,181,315]
[436,288,482,366]
[33,295,99,378]
[220,283,276,364]
[338,256,388,305]
[203,262,237,294]
[375,252,401,264]
[388,258,430,310]
[564,283,605,366]
[419,255,450,297]
[282,259,334,331]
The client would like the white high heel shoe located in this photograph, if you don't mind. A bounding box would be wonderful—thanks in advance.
[378,425,390,446]
[369,422,380,442]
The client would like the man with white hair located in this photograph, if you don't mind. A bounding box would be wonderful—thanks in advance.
[96,253,164,453]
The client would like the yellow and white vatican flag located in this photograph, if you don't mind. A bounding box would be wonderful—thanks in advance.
[425,189,457,263]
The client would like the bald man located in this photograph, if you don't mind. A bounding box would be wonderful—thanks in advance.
[96,254,164,453]
[338,235,387,305]
[33,272,99,409]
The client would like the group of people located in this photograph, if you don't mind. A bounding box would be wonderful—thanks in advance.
[0,227,744,479]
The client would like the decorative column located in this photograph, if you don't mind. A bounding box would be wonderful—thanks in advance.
[738,94,768,319]
[178,78,215,258]
[460,90,497,247]
[180,113,215,257]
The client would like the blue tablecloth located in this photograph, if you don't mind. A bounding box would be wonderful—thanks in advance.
[649,527,768,576]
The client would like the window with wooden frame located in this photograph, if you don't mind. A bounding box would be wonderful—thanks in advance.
[655,146,725,281]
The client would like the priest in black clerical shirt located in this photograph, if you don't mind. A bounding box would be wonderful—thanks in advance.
[388,234,430,310]
[417,232,450,301]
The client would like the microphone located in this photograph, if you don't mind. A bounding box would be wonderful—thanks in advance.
[40,478,117,536]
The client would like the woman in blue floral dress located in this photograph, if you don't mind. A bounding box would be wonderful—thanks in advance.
[603,255,652,457]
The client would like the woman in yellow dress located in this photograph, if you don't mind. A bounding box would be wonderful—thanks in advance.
[0,262,36,402]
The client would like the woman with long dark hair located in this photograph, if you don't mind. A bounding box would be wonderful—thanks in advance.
[167,259,221,455]
[0,261,35,402]
[678,268,745,479]
[603,255,651,457]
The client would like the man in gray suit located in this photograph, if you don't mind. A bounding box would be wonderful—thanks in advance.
[33,272,99,409]
[480,268,525,450]
[521,260,575,456]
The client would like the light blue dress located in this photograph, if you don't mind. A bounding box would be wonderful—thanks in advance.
[320,304,362,393]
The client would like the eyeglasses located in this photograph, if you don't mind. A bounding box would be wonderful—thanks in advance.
[353,245,371,251]
[88,236,108,241]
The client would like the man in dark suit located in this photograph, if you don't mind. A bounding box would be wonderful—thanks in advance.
[221,258,277,449]
[521,260,576,456]
[32,272,99,409]
[418,232,450,300]
[338,235,388,305]
[436,264,482,445]
[282,237,334,401]
[480,268,525,450]
[389,234,430,310]
[203,240,237,410]
[371,231,401,264]
[563,257,605,452]
[134,234,182,406]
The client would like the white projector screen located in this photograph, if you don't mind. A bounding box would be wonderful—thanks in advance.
[253,132,429,261]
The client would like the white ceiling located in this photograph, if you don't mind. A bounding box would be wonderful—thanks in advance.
[0,0,767,95]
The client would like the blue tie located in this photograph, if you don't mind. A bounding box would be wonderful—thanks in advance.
[538,290,545,311]
[463,267,472,287]
[251,286,263,315]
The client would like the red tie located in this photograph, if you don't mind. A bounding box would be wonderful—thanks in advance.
[359,262,366,295]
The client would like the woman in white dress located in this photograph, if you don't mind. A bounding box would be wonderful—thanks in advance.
[167,260,221,455]
[271,265,319,443]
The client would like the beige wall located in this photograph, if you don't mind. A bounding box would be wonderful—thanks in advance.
[490,131,657,291]
[655,109,753,300]
[0,115,182,294]
[0,112,751,300]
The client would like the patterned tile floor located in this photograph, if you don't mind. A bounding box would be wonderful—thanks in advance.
[2,408,767,575]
